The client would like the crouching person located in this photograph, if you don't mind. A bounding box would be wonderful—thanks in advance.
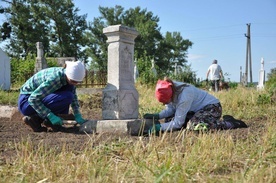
[144,77,247,135]
[18,61,87,132]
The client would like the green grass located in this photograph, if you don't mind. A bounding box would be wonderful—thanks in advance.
[0,85,275,183]
[0,89,19,106]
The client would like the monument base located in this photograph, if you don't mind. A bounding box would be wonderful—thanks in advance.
[79,119,159,136]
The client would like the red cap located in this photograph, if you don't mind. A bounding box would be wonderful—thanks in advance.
[155,80,173,103]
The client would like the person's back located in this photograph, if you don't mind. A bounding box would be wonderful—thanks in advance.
[208,64,221,80]
[206,59,223,92]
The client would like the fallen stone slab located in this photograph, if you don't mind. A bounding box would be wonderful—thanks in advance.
[0,105,17,119]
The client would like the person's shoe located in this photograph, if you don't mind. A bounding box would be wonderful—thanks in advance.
[223,115,248,129]
[22,115,47,132]
[193,122,209,131]
[42,119,62,132]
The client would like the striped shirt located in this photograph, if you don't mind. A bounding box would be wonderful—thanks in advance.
[20,67,80,118]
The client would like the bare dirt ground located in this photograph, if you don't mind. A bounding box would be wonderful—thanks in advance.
[0,92,266,164]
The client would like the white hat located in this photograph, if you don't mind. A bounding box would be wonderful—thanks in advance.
[65,61,86,82]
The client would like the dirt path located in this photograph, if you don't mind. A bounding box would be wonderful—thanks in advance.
[0,112,264,162]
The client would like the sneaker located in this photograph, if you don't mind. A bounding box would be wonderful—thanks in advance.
[194,122,209,131]
[22,115,47,132]
[223,115,248,129]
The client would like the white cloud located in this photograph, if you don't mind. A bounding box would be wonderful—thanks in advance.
[187,54,206,61]
[267,60,276,64]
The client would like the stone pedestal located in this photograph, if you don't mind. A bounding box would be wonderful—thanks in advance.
[102,25,139,120]
[34,42,48,73]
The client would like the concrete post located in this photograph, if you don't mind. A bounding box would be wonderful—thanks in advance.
[102,25,139,120]
[34,42,48,73]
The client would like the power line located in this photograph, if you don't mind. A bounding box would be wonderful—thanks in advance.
[179,24,245,32]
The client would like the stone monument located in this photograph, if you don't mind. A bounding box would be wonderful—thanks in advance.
[134,59,139,83]
[151,59,157,77]
[102,25,139,120]
[257,58,265,90]
[34,42,48,73]
[56,57,76,67]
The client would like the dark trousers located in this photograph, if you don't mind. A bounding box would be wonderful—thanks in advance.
[18,84,74,116]
[187,103,223,130]
[211,80,220,92]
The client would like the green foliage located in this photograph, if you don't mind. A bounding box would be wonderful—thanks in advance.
[257,94,271,105]
[265,67,276,103]
[135,52,158,85]
[2,0,87,59]
[86,5,194,81]
[10,55,61,88]
[138,70,158,85]
[0,89,19,105]
[169,64,197,84]
[228,81,238,89]
[46,57,60,67]
[10,55,36,86]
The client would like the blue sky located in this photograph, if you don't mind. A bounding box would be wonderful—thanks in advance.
[1,0,275,82]
[72,0,276,82]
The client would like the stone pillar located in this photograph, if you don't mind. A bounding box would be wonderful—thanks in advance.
[34,42,48,73]
[102,25,139,120]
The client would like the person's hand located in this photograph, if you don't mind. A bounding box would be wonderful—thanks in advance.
[75,113,86,124]
[47,112,63,125]
[143,113,159,119]
[148,124,161,135]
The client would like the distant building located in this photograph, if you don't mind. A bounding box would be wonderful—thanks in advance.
[0,48,11,90]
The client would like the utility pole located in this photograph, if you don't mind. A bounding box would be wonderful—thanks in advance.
[244,23,252,84]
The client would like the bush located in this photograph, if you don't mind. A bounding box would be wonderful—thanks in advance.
[265,68,276,103]
[10,55,36,87]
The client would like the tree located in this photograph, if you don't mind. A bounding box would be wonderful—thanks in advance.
[2,0,50,57]
[86,5,193,79]
[155,32,193,76]
[41,0,88,58]
[0,2,11,41]
[2,0,88,59]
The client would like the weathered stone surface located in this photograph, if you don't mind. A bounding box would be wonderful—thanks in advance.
[79,120,97,134]
[102,25,139,120]
[127,119,160,136]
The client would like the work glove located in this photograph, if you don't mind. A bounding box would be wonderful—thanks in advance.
[143,113,159,119]
[47,112,63,126]
[75,113,86,124]
[148,124,161,136]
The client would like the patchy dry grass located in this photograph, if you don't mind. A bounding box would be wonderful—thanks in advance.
[0,85,275,183]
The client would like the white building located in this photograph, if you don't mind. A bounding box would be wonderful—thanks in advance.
[0,48,11,90]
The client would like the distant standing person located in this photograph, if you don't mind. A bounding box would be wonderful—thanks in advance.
[206,59,223,92]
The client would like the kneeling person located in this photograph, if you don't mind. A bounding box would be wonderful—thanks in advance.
[144,77,247,135]
[18,61,87,132]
